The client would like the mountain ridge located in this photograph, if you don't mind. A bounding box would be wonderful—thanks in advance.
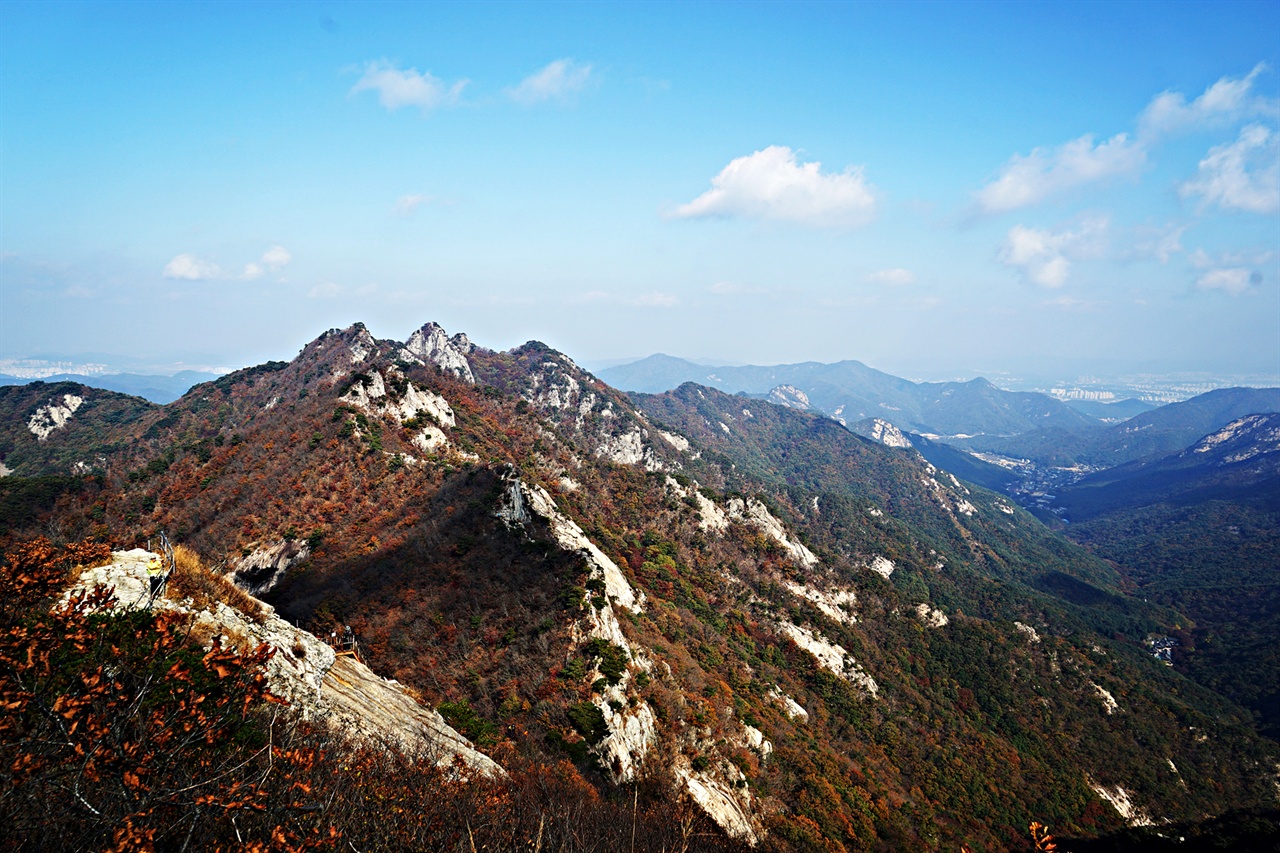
[599,353,1103,438]
[3,320,1277,850]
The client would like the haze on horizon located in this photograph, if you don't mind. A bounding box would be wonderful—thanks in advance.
[2,1,1278,383]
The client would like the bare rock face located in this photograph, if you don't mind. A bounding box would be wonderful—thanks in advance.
[776,620,879,698]
[493,472,766,840]
[725,497,819,568]
[855,417,913,449]
[766,385,811,411]
[66,549,503,779]
[402,322,475,384]
[321,655,503,776]
[233,538,311,596]
[28,392,84,441]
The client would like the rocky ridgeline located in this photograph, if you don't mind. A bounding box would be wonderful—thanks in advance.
[494,469,765,843]
[66,549,502,778]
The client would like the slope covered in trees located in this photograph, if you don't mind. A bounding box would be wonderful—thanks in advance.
[1055,414,1280,742]
[2,321,1276,851]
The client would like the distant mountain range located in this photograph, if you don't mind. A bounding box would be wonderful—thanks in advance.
[600,353,1105,438]
[957,387,1280,467]
[0,370,221,404]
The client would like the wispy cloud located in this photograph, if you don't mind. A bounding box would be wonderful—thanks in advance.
[1180,124,1280,213]
[673,146,877,228]
[1189,247,1269,296]
[308,281,342,299]
[164,246,291,282]
[1139,63,1277,138]
[1127,224,1187,263]
[351,60,467,112]
[1195,267,1260,295]
[863,268,916,286]
[569,289,678,307]
[1045,295,1088,310]
[974,65,1276,214]
[974,134,1145,214]
[163,253,224,281]
[998,218,1108,287]
[395,194,432,216]
[507,59,593,105]
[243,245,292,279]
[633,291,677,307]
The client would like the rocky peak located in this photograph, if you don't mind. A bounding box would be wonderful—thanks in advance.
[1189,412,1280,463]
[402,322,476,384]
[766,385,811,411]
[853,417,913,449]
[295,323,387,378]
[27,390,86,441]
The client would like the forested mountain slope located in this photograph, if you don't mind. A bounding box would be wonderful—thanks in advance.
[2,322,1276,851]
[1057,414,1280,742]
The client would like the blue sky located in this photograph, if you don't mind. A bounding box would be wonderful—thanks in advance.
[2,0,1278,381]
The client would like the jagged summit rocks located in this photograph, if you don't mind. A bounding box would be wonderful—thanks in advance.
[402,321,477,384]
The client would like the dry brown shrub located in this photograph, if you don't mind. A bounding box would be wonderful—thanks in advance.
[192,617,257,655]
[168,543,266,623]
[62,541,114,588]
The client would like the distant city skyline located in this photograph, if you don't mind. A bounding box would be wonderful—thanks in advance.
[2,1,1277,379]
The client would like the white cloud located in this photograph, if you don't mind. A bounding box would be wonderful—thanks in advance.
[975,133,1145,213]
[673,146,877,228]
[1196,267,1260,296]
[170,246,291,282]
[261,245,291,271]
[163,254,223,281]
[998,218,1108,288]
[244,245,292,278]
[1128,224,1187,264]
[1180,124,1280,213]
[863,268,916,286]
[507,59,594,105]
[351,60,467,112]
[974,66,1276,214]
[1139,63,1277,138]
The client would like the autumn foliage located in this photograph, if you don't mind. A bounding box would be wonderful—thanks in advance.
[0,538,743,852]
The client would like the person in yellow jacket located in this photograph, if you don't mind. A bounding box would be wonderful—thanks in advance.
[147,555,166,596]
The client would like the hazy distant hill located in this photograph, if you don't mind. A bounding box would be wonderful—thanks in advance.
[1055,412,1280,522]
[957,387,1280,467]
[0,370,221,404]
[1062,397,1156,422]
[602,353,1100,437]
